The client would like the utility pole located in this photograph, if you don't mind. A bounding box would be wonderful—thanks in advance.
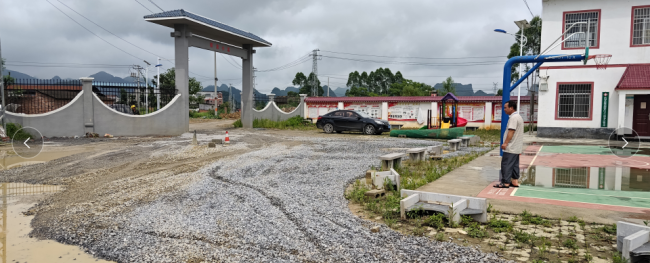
[0,38,6,133]
[311,49,320,97]
[132,65,145,110]
[493,82,499,95]
[229,83,233,113]
[214,51,218,111]
[327,77,330,97]
[144,60,150,114]
[155,58,161,110]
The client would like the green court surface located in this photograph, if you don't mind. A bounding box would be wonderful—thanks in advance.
[514,186,650,208]
[540,145,649,156]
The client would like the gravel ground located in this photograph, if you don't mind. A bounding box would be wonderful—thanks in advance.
[21,131,505,262]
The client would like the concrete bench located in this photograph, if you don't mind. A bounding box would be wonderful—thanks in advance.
[427,145,443,159]
[460,135,481,146]
[406,148,427,162]
[379,153,406,170]
[447,139,461,151]
[617,221,650,262]
[400,189,487,224]
[460,137,471,147]
[369,168,401,190]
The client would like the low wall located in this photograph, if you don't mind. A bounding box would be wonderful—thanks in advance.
[4,77,186,137]
[251,94,306,122]
[5,91,86,137]
[537,127,614,139]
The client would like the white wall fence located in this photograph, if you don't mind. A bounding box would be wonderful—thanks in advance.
[5,77,186,138]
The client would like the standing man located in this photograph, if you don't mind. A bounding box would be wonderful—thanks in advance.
[494,100,524,188]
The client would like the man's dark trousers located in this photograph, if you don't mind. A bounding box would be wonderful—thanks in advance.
[501,152,520,184]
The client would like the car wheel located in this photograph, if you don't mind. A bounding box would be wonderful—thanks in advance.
[323,123,334,134]
[364,124,376,135]
[336,131,343,133]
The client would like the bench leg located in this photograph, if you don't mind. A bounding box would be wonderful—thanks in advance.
[381,160,393,171]
[394,158,401,169]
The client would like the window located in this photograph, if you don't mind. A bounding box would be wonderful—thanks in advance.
[563,10,600,49]
[331,111,344,117]
[554,168,588,188]
[557,83,592,119]
[632,6,650,46]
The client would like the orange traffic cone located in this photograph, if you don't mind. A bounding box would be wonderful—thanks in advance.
[224,131,230,144]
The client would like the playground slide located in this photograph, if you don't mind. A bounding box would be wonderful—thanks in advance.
[457,117,467,127]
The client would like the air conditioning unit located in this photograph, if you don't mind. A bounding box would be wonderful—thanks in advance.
[539,75,550,92]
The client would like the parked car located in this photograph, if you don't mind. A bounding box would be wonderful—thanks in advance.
[316,110,391,135]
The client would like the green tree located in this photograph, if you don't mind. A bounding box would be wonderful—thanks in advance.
[292,72,323,96]
[496,89,503,96]
[388,79,432,96]
[287,91,299,97]
[508,16,542,83]
[1,57,14,87]
[440,76,456,96]
[345,67,404,96]
[152,68,203,105]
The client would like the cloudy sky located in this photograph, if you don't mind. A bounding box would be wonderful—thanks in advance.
[0,0,542,94]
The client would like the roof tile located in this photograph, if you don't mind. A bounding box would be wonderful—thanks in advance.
[144,9,271,46]
[616,64,650,90]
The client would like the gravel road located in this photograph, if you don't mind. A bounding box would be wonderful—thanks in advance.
[15,130,503,262]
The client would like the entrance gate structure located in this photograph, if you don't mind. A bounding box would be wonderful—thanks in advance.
[144,10,272,129]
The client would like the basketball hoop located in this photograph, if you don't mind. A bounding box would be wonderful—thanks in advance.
[588,54,612,70]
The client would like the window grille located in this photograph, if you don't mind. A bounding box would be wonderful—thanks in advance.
[633,7,650,45]
[555,168,588,188]
[564,11,599,48]
[557,83,591,119]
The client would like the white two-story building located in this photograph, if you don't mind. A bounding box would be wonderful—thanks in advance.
[537,0,649,139]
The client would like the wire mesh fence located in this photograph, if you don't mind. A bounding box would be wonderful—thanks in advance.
[92,82,177,115]
[253,95,301,112]
[3,79,82,114]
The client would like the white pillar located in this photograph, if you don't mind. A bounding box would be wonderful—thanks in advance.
[618,92,626,135]
[381,102,388,120]
[431,102,438,126]
[338,102,344,110]
[485,102,493,128]
[615,166,623,191]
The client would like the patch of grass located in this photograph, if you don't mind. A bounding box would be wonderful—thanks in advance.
[612,251,630,263]
[466,222,489,239]
[464,128,500,143]
[567,216,579,223]
[6,123,32,141]
[435,232,445,241]
[189,110,218,119]
[345,180,369,203]
[513,229,536,244]
[233,116,315,130]
[562,238,578,249]
[425,213,447,230]
[488,216,512,233]
[233,119,242,127]
[601,223,617,235]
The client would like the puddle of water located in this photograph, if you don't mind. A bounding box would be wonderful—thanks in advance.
[520,166,650,192]
[1,183,114,263]
[0,148,88,170]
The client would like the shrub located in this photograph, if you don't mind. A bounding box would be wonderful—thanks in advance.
[233,119,243,127]
[6,123,32,141]
[488,217,512,233]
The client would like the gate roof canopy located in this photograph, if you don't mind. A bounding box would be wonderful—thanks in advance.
[144,9,272,48]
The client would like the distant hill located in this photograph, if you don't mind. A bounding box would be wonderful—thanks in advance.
[433,83,497,96]
[1,69,37,80]
[202,84,267,107]
[269,86,338,97]
[333,87,349,97]
[90,71,130,83]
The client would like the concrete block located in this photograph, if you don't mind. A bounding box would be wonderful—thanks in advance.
[460,137,470,147]
[212,138,223,144]
[373,169,400,190]
[401,189,488,223]
[623,230,650,261]
[365,189,385,200]
[208,142,216,148]
[400,194,419,219]
[617,221,650,257]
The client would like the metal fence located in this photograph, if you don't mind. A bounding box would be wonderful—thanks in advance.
[3,79,82,114]
[253,95,300,111]
[92,82,177,114]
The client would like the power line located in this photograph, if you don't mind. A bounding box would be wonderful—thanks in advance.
[523,0,535,17]
[257,53,312,72]
[220,54,241,69]
[46,0,145,62]
[321,55,505,67]
[56,0,172,61]
[148,0,164,12]
[134,0,153,13]
[320,50,506,60]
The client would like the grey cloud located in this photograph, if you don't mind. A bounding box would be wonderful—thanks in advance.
[0,0,542,92]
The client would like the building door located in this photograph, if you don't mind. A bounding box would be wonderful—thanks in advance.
[633,95,650,137]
